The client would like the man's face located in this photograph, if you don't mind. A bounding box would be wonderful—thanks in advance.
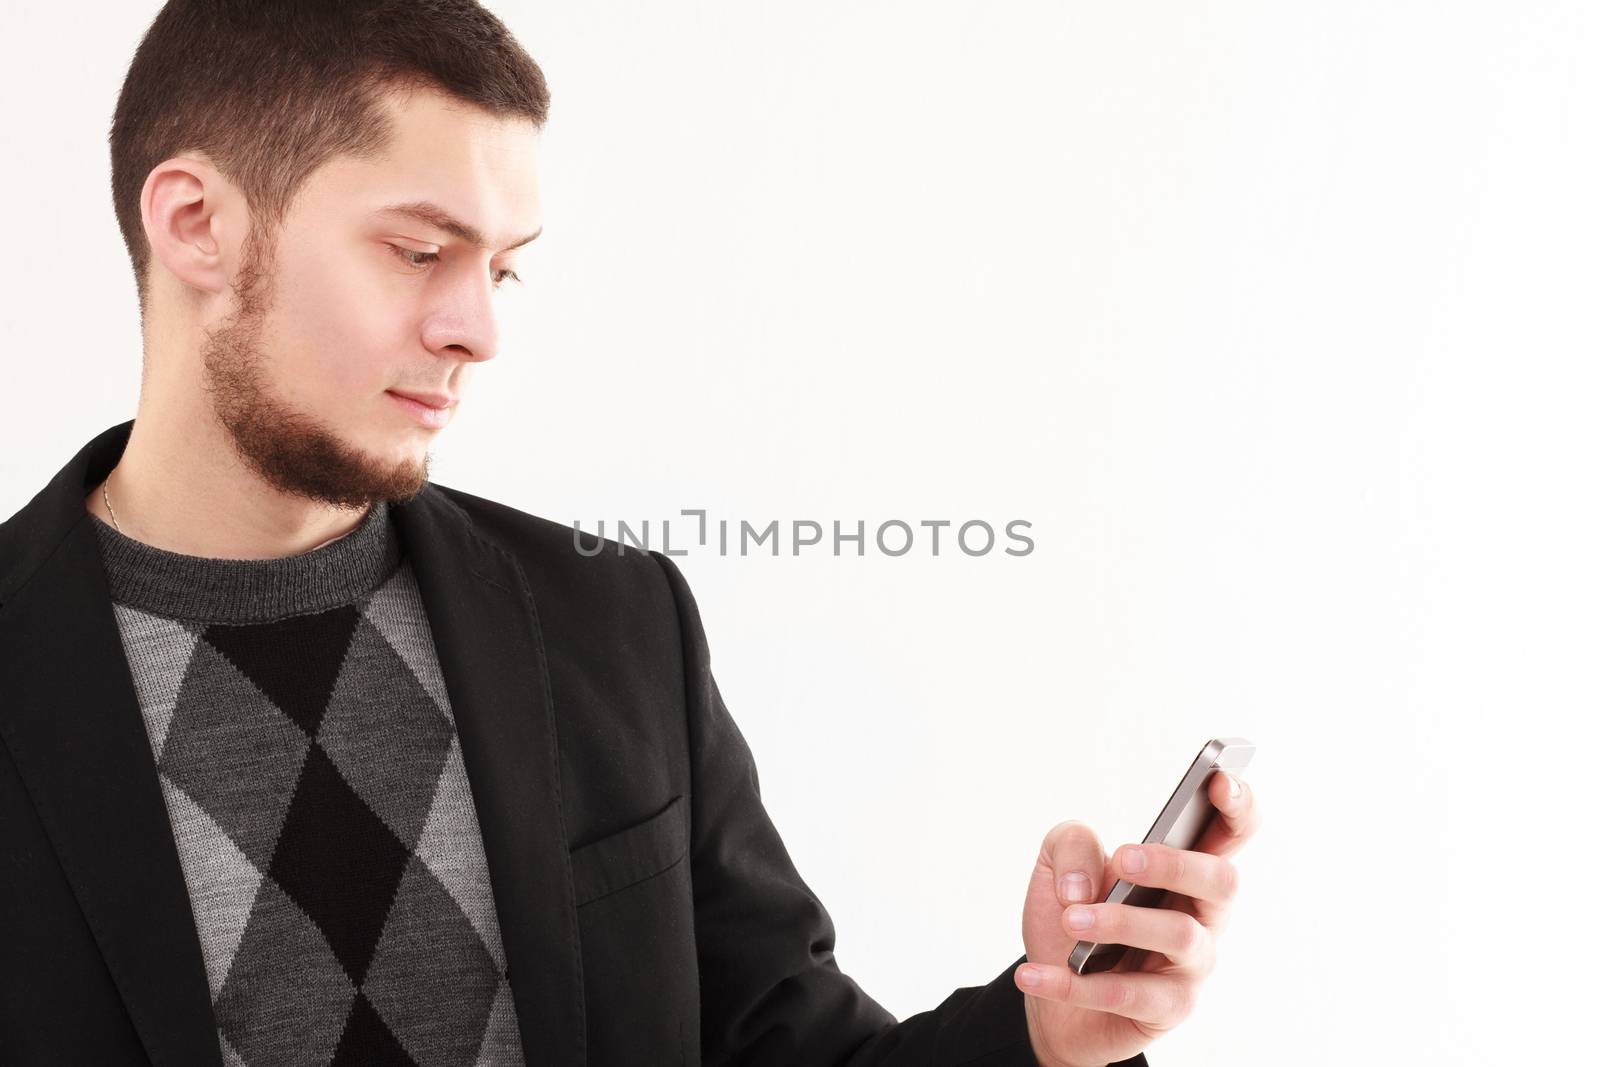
[201,85,542,508]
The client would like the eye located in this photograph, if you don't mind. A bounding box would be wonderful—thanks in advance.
[390,245,439,270]
[389,244,521,289]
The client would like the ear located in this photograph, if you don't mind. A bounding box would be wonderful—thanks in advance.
[139,155,239,297]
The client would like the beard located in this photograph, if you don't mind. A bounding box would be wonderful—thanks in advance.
[199,223,432,510]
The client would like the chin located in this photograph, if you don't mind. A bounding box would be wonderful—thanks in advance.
[383,435,434,464]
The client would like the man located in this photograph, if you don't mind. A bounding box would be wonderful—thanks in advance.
[0,2,1257,1065]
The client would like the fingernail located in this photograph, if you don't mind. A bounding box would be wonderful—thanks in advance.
[1060,871,1091,903]
[1066,905,1094,930]
[1228,773,1241,798]
[1123,846,1146,873]
[1017,966,1041,988]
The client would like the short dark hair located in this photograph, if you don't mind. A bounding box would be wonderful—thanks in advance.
[110,0,551,315]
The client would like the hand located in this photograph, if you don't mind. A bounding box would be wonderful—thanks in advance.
[1014,770,1260,1067]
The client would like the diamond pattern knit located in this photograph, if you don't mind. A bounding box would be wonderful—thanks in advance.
[89,502,526,1067]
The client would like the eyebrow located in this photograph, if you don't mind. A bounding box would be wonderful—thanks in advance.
[375,200,542,252]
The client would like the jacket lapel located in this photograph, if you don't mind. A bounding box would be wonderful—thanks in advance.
[0,420,222,1067]
[391,475,588,1066]
[0,420,586,1066]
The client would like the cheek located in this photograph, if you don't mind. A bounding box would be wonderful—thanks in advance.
[273,251,417,396]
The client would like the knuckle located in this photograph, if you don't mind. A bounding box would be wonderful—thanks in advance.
[1111,978,1137,1012]
[1216,858,1241,901]
[1058,818,1091,836]
[1043,818,1089,851]
[1179,914,1206,957]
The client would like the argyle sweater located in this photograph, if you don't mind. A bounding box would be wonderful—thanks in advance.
[90,501,525,1066]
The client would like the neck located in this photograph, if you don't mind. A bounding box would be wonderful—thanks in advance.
[85,398,372,560]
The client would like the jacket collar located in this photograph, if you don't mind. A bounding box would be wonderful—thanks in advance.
[0,420,585,1066]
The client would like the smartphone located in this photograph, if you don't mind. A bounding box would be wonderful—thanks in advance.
[1068,737,1255,975]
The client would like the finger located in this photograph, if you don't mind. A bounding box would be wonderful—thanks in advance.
[1191,770,1260,858]
[1039,819,1108,907]
[1147,886,1234,941]
[1111,842,1240,912]
[1062,901,1213,974]
[1015,962,1195,1027]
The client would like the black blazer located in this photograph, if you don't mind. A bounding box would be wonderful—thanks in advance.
[0,420,1147,1067]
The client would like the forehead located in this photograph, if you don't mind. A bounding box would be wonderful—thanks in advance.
[296,85,543,242]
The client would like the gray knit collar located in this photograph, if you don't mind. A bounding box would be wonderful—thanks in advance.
[89,500,401,624]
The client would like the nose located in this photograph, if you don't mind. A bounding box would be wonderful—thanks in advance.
[420,268,501,364]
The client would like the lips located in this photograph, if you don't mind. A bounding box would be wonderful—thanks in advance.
[388,389,456,429]
[387,389,456,410]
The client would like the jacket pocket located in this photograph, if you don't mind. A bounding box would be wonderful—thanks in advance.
[569,793,687,907]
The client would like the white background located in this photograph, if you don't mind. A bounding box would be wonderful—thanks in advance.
[3,2,1593,1062]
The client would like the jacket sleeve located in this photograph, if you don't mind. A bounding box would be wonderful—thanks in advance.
[651,552,1149,1067]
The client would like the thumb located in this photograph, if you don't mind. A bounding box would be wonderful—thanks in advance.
[1040,819,1108,908]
